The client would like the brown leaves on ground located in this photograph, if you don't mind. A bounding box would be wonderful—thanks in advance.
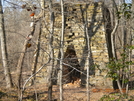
[0,83,134,101]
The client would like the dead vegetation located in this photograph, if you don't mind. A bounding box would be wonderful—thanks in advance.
[0,82,134,101]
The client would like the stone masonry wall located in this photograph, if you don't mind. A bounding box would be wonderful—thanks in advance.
[37,2,112,87]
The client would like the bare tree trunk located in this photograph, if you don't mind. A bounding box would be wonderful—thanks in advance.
[0,0,13,88]
[121,0,126,89]
[111,0,123,94]
[59,0,65,100]
[48,0,55,101]
[16,39,29,101]
[17,40,28,89]
[30,23,42,86]
[16,22,36,87]
[126,0,134,94]
[126,39,132,94]
[85,4,91,101]
[16,16,37,100]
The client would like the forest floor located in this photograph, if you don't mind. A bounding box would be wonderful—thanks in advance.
[0,82,134,101]
[0,64,134,101]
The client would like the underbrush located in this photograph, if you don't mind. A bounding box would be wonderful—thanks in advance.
[100,93,134,101]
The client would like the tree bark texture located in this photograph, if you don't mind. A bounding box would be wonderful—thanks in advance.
[30,24,41,86]
[16,15,36,100]
[59,0,65,100]
[48,0,55,100]
[0,0,13,88]
[84,4,91,101]
[111,0,123,94]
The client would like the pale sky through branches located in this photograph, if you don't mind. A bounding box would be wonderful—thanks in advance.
[125,0,132,3]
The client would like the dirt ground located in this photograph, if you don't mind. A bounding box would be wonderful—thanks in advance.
[0,66,134,101]
[0,83,134,101]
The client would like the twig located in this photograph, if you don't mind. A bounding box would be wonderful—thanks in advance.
[20,52,51,101]
[22,54,51,91]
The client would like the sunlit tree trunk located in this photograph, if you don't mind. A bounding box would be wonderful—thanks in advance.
[111,0,123,94]
[85,4,91,101]
[0,0,13,88]
[59,0,65,100]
